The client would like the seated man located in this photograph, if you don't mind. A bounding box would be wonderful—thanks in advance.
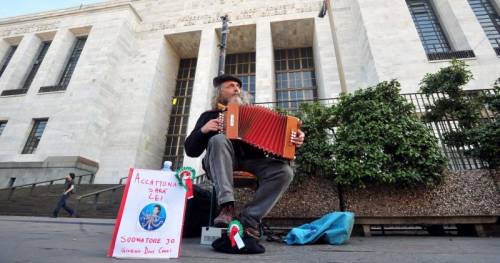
[184,74,305,240]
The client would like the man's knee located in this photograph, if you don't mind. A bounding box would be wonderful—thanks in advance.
[276,164,294,185]
[207,134,230,148]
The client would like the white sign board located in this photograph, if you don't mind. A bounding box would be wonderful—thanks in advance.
[108,168,187,259]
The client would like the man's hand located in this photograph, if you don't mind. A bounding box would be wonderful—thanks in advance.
[201,119,222,134]
[292,129,305,147]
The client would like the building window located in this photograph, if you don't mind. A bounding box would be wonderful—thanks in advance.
[39,36,86,93]
[163,58,196,169]
[0,45,18,78]
[58,36,86,88]
[1,41,52,96]
[22,119,48,154]
[224,52,256,102]
[274,47,317,110]
[406,0,451,54]
[468,0,500,55]
[0,121,7,136]
[22,41,52,90]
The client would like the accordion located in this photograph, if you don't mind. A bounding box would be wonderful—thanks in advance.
[218,103,301,160]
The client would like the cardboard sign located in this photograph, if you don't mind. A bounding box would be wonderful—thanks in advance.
[108,168,187,259]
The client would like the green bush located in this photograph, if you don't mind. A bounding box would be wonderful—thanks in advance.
[294,102,336,183]
[332,80,447,187]
[294,80,447,187]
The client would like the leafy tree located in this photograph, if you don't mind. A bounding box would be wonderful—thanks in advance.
[420,60,500,169]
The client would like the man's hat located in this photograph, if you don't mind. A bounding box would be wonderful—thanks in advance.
[213,74,242,88]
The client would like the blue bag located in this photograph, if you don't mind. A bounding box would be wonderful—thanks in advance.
[285,212,355,245]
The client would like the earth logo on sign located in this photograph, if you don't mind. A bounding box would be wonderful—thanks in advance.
[138,203,166,231]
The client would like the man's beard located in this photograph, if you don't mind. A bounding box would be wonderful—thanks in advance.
[222,95,242,105]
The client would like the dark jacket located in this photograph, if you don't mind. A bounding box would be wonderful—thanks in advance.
[184,110,265,159]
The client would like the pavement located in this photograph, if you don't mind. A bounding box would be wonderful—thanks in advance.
[0,216,499,263]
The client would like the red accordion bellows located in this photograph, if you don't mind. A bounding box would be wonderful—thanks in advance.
[221,103,301,160]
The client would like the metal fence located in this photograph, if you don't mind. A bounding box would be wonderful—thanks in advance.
[255,88,497,171]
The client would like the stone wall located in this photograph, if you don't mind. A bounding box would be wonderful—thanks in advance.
[343,170,500,217]
[233,169,500,220]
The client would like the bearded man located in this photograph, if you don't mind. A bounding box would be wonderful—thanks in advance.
[184,74,305,243]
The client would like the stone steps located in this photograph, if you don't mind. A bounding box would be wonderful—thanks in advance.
[0,184,123,218]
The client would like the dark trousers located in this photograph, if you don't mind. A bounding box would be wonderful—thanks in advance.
[53,194,74,217]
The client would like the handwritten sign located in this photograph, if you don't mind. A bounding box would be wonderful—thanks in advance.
[108,168,187,259]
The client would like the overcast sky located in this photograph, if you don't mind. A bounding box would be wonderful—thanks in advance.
[0,0,105,19]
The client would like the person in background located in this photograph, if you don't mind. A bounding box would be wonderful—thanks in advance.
[52,173,75,218]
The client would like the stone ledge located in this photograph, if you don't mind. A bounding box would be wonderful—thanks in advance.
[0,156,99,173]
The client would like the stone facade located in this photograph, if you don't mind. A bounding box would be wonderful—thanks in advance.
[0,0,499,185]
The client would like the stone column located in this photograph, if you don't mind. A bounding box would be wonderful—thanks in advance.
[354,0,427,92]
[255,20,275,103]
[0,39,11,63]
[0,33,41,91]
[34,29,75,89]
[313,16,342,98]
[183,27,219,171]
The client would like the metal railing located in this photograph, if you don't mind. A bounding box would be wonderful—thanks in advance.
[74,184,124,217]
[118,176,128,184]
[258,89,497,171]
[402,89,496,170]
[167,88,497,175]
[0,173,95,200]
[73,176,128,217]
[426,50,476,61]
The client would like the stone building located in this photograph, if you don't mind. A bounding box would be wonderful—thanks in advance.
[0,0,499,185]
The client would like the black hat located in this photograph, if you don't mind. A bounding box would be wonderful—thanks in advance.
[213,74,242,88]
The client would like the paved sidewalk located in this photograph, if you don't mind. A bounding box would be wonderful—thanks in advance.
[0,216,499,263]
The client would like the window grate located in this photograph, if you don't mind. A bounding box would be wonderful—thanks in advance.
[0,45,18,78]
[163,58,197,169]
[274,47,318,110]
[21,41,51,90]
[406,0,451,54]
[53,36,87,90]
[467,0,500,51]
[224,52,256,102]
[0,121,7,136]
[427,50,476,61]
[22,119,48,154]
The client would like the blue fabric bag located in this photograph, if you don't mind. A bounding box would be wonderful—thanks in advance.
[285,212,355,245]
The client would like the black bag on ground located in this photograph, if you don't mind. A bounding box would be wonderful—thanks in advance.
[182,185,213,237]
[211,233,265,254]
